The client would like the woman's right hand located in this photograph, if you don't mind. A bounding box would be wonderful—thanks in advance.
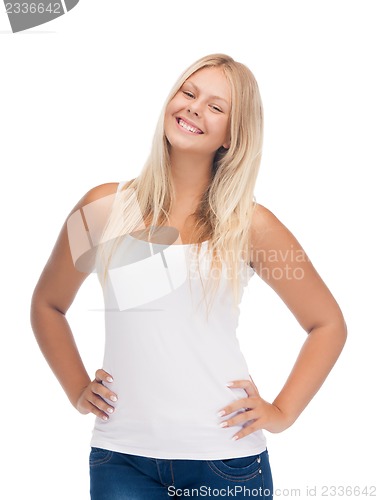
[75,369,118,421]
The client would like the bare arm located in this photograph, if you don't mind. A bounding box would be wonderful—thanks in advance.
[218,204,347,437]
[30,182,120,419]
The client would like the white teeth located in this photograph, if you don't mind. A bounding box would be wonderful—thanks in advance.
[178,119,202,134]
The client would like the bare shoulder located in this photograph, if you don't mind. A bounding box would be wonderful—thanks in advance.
[71,179,135,214]
[249,202,306,264]
[250,203,288,241]
[87,182,119,198]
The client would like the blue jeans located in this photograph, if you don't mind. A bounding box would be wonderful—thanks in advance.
[89,447,273,499]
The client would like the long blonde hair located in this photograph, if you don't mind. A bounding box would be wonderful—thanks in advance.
[96,53,264,319]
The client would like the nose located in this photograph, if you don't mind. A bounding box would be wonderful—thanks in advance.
[187,101,201,116]
[187,106,199,117]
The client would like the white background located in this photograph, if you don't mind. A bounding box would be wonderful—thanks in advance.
[1,1,377,498]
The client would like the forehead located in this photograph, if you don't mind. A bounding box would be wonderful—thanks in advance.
[184,67,231,104]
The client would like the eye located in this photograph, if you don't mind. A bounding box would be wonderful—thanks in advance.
[183,91,195,98]
[211,105,222,113]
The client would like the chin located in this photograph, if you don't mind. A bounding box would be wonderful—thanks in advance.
[165,131,195,150]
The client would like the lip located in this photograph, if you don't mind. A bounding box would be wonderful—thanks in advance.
[175,116,204,134]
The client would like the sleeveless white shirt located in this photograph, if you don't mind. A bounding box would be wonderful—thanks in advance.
[90,181,267,459]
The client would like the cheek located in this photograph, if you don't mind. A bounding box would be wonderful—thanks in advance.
[165,101,174,118]
[168,94,181,108]
[164,102,177,130]
[164,102,178,140]
[210,117,229,138]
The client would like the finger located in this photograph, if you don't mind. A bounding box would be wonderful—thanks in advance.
[78,393,112,421]
[231,420,261,441]
[218,395,259,417]
[226,378,259,398]
[95,368,114,383]
[86,391,116,417]
[219,409,256,429]
[91,379,118,403]
[86,400,111,422]
[248,374,260,396]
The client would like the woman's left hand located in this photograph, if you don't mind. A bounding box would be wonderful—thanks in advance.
[217,377,293,441]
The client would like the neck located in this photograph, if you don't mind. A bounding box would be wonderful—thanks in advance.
[169,149,214,202]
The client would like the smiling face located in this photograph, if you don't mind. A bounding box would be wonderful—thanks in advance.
[164,66,232,158]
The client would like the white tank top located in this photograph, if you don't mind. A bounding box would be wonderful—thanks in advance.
[90,181,267,459]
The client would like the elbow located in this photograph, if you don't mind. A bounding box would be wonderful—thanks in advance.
[30,288,39,329]
[307,309,348,349]
[334,308,348,348]
[333,316,348,360]
[340,316,348,346]
[30,288,44,335]
[30,288,65,337]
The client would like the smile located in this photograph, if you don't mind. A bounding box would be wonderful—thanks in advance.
[176,118,203,134]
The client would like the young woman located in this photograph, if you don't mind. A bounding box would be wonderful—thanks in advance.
[30,53,347,499]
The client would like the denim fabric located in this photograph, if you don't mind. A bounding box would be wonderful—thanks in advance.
[89,447,273,499]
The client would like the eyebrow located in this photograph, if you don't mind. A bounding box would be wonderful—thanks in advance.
[184,81,230,107]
